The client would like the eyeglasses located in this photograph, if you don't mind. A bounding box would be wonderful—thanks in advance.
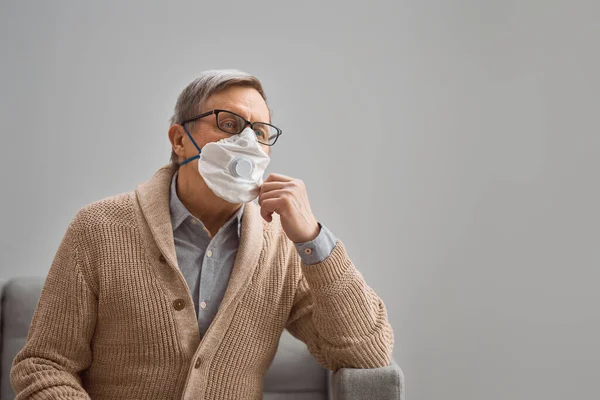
[181,109,282,146]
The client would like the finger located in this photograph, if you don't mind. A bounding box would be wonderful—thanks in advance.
[259,181,289,196]
[260,199,279,222]
[258,188,292,206]
[260,197,287,221]
[261,209,273,222]
[264,173,294,183]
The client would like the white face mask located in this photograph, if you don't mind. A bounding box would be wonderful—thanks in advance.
[180,127,270,204]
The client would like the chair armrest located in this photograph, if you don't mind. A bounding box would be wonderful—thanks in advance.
[328,360,405,400]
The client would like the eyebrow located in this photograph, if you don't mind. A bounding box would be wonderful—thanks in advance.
[216,105,271,123]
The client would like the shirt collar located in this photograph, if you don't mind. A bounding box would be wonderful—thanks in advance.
[169,170,245,237]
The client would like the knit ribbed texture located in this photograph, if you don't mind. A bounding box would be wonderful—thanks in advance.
[10,165,394,400]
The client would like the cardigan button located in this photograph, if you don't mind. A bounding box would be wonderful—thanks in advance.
[159,254,166,263]
[194,357,201,369]
[173,299,185,311]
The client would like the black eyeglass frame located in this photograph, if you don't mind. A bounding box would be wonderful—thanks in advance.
[180,109,282,146]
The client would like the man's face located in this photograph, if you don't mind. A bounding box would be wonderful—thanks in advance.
[179,85,272,164]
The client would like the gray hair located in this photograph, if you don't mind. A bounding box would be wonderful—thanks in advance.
[169,69,269,167]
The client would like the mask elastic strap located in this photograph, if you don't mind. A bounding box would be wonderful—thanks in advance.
[179,124,202,166]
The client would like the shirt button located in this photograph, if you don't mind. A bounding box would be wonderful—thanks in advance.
[200,301,207,309]
[191,219,198,225]
[206,249,213,258]
[194,357,201,369]
[173,299,185,311]
[304,248,313,255]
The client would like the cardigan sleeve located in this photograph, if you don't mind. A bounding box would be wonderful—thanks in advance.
[10,218,96,399]
[285,240,394,372]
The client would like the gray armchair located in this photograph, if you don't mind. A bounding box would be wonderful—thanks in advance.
[0,278,404,400]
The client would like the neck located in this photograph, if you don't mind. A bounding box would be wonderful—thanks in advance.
[176,164,242,236]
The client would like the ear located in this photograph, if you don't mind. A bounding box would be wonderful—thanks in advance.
[168,124,187,159]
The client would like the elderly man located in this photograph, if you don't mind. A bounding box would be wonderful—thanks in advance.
[11,70,394,400]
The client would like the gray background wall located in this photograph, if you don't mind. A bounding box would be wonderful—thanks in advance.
[1,0,598,399]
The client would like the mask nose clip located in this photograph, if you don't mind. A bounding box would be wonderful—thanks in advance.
[229,156,254,178]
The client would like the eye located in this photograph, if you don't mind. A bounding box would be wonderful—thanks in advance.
[253,124,270,138]
[220,118,240,132]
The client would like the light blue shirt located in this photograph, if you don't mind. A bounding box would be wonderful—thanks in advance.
[169,171,337,336]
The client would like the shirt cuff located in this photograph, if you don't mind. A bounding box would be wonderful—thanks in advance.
[294,223,338,265]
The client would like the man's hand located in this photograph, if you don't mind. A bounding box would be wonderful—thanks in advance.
[258,173,320,243]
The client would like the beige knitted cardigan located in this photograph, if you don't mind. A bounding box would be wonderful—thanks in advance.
[11,164,394,400]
